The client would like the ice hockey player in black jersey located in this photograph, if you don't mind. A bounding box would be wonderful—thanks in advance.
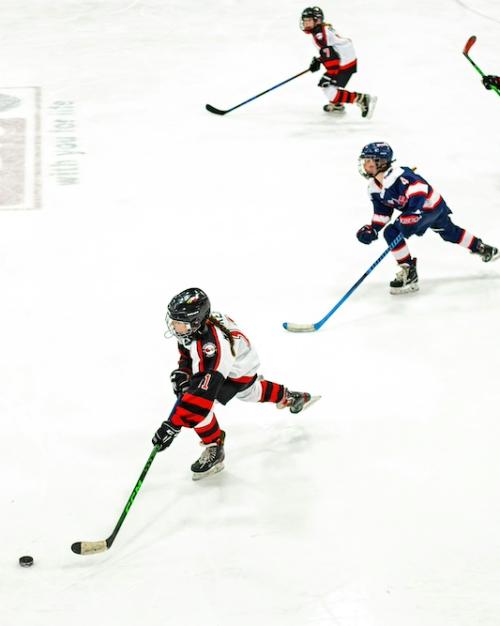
[301,6,376,117]
[152,288,317,480]
[356,142,499,294]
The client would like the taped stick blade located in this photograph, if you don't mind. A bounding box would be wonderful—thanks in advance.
[71,540,108,555]
[283,322,317,333]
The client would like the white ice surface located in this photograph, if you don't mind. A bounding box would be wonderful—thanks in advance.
[1,1,500,625]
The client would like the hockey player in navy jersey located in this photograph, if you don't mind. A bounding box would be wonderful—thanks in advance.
[482,75,500,90]
[301,6,376,117]
[152,288,316,480]
[356,142,499,294]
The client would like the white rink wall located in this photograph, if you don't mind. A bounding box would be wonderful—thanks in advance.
[1,1,499,625]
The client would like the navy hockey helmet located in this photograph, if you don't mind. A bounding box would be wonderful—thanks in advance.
[300,6,324,31]
[166,287,211,346]
[358,142,394,178]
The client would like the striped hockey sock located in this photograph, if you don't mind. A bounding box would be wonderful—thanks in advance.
[259,380,285,404]
[392,239,412,264]
[195,414,223,444]
[332,89,358,105]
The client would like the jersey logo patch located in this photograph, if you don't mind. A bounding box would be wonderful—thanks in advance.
[400,214,422,225]
[202,342,217,357]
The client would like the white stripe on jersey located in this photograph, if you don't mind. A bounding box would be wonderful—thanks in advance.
[423,188,442,209]
[406,181,428,198]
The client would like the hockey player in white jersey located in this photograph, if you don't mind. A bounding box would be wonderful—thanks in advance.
[152,288,318,480]
[301,6,376,117]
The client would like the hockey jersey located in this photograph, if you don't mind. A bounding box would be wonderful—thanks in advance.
[367,166,449,233]
[311,24,357,75]
[169,313,260,427]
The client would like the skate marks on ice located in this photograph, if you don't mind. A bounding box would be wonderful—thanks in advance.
[453,0,500,25]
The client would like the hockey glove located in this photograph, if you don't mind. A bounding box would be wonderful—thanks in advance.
[152,421,180,451]
[309,57,321,72]
[357,224,378,245]
[170,369,191,397]
[482,75,500,90]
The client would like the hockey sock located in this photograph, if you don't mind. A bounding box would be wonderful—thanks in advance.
[332,89,358,105]
[259,380,285,404]
[195,414,223,444]
[458,230,479,251]
[392,240,412,264]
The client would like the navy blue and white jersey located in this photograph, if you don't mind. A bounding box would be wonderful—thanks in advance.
[367,166,449,233]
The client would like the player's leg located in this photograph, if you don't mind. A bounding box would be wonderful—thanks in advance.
[191,410,225,480]
[432,212,499,262]
[318,73,375,117]
[383,223,419,294]
[235,376,313,414]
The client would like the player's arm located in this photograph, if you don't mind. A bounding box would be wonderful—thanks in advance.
[356,191,393,245]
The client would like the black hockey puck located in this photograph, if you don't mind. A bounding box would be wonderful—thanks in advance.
[19,555,34,567]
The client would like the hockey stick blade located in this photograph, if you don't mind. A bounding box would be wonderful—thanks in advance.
[71,540,108,555]
[463,36,476,55]
[282,322,317,333]
[205,104,228,115]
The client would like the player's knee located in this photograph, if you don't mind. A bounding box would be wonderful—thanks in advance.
[384,223,401,244]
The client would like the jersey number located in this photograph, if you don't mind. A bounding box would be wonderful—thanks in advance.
[199,373,211,391]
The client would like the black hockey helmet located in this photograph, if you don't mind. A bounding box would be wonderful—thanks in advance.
[301,6,324,31]
[166,287,211,345]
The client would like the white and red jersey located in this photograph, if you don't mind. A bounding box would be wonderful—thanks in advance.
[169,313,261,428]
[177,312,260,382]
[310,24,357,74]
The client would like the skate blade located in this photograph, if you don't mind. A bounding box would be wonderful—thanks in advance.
[291,395,322,414]
[192,461,224,481]
[390,283,419,295]
[365,96,378,120]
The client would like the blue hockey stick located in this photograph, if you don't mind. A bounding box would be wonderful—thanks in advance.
[283,233,404,333]
[206,68,311,115]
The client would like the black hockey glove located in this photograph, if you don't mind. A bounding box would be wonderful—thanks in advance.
[170,369,191,397]
[357,224,378,245]
[309,57,321,72]
[152,421,180,451]
[482,75,499,90]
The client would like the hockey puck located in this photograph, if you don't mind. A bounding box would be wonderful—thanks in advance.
[19,556,34,567]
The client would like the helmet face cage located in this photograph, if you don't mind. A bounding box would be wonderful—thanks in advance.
[300,6,324,31]
[358,142,394,179]
[165,288,210,346]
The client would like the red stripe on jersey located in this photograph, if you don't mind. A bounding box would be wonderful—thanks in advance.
[340,59,357,71]
[183,393,213,410]
[196,338,205,373]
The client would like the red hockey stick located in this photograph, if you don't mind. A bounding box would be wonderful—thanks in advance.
[463,35,500,96]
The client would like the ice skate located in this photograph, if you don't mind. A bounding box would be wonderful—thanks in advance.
[474,240,500,263]
[390,258,419,295]
[355,93,377,119]
[276,389,320,414]
[323,103,346,113]
[191,431,225,481]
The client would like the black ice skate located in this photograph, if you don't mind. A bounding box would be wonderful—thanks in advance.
[277,389,318,414]
[474,240,500,263]
[191,431,225,481]
[390,258,419,295]
[323,103,346,113]
[355,93,377,119]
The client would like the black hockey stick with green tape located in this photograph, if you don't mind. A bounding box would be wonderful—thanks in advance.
[71,445,159,555]
[463,36,500,96]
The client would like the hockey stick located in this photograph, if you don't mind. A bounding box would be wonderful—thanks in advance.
[283,233,404,333]
[206,68,311,115]
[463,36,500,96]
[71,445,159,555]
